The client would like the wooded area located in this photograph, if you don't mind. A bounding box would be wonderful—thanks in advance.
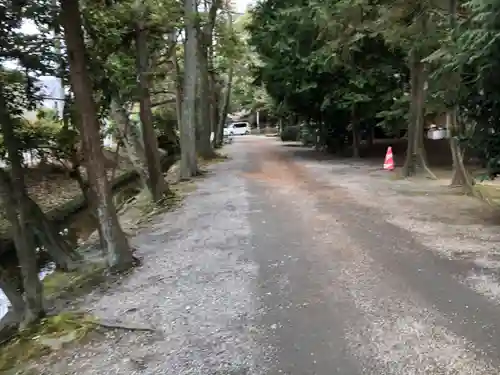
[3,0,500,370]
[0,0,244,346]
[247,0,500,193]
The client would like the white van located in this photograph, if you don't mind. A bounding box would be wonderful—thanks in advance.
[227,122,251,136]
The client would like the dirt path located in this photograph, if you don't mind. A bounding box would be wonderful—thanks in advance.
[27,136,500,374]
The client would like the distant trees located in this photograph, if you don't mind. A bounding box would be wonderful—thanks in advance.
[248,0,500,190]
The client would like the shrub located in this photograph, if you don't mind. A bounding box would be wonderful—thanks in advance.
[280,125,300,141]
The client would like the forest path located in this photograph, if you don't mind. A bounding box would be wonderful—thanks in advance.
[29,136,500,374]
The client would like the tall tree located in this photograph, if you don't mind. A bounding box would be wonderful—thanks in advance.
[445,0,473,191]
[180,0,199,178]
[216,8,234,147]
[0,91,44,327]
[135,0,170,201]
[60,0,135,271]
[196,0,220,158]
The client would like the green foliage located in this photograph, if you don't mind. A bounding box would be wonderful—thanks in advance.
[247,0,407,150]
[245,0,500,168]
[0,312,96,372]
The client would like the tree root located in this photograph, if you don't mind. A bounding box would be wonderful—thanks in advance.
[418,153,438,180]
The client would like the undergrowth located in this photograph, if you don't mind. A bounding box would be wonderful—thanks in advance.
[0,312,96,373]
[43,263,107,300]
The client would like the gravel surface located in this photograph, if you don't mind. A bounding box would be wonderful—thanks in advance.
[29,146,265,374]
[24,136,500,374]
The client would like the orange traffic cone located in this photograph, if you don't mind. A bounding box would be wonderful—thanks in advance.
[383,146,394,170]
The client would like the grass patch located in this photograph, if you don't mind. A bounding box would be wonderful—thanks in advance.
[0,312,96,373]
[173,180,197,195]
[473,182,500,207]
[198,152,229,166]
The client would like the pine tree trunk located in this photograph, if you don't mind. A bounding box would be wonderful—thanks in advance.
[180,0,199,179]
[135,11,169,201]
[61,0,134,271]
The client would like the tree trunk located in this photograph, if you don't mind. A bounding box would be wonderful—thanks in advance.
[197,34,216,159]
[448,111,473,191]
[368,126,375,146]
[217,65,233,148]
[135,9,169,201]
[447,0,472,191]
[401,50,436,179]
[180,0,199,179]
[0,94,44,327]
[215,10,234,148]
[209,72,218,140]
[67,98,106,252]
[0,169,80,271]
[351,105,360,158]
[212,80,222,148]
[196,1,219,158]
[110,99,148,188]
[170,33,183,130]
[61,0,134,271]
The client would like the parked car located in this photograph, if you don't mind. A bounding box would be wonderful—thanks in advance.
[226,122,251,136]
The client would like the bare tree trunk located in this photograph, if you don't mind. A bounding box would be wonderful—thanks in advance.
[197,36,216,158]
[351,105,360,158]
[110,99,148,187]
[170,33,183,131]
[401,50,436,179]
[67,100,106,252]
[217,66,233,147]
[402,10,436,179]
[212,80,222,148]
[135,6,169,201]
[448,111,473,190]
[61,0,134,271]
[180,0,199,179]
[414,66,435,178]
[209,72,218,140]
[368,126,375,146]
[447,0,473,192]
[402,51,419,177]
[0,94,44,327]
[196,0,220,158]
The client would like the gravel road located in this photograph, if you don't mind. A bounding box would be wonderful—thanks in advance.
[32,136,500,374]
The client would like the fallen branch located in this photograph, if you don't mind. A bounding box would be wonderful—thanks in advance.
[96,318,156,332]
